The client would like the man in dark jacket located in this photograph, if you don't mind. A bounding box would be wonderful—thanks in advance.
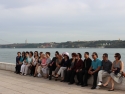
[78,52,92,86]
[15,52,21,73]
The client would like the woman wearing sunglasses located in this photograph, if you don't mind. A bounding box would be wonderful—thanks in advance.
[103,53,124,91]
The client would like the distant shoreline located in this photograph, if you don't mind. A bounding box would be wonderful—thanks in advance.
[0,40,125,48]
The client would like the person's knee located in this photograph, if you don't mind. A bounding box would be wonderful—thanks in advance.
[98,70,102,75]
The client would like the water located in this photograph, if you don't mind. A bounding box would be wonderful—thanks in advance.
[0,48,125,63]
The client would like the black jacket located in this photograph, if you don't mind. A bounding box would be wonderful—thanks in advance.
[69,58,77,69]
[16,56,21,65]
[51,57,57,64]
[82,58,92,71]
[60,59,70,68]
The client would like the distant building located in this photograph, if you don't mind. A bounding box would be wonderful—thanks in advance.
[25,39,27,44]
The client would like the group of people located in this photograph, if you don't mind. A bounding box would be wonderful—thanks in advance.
[15,51,125,91]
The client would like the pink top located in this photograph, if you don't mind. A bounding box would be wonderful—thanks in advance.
[41,58,47,66]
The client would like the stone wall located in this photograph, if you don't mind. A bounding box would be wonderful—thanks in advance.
[0,62,125,90]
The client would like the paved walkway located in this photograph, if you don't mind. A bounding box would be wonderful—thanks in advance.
[0,70,124,94]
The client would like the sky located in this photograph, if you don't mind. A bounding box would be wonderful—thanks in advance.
[0,0,125,44]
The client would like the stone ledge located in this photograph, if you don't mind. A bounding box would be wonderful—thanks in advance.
[0,62,125,90]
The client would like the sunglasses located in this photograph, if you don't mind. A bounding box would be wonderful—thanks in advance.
[102,56,106,57]
[114,56,118,57]
[92,55,94,57]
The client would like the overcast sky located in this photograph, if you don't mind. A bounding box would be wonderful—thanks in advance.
[0,0,125,44]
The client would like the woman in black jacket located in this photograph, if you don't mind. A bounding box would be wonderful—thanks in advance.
[64,53,77,82]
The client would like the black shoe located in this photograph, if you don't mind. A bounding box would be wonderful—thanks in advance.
[108,89,114,91]
[91,86,96,89]
[76,82,80,85]
[68,83,73,85]
[81,84,88,87]
[49,75,52,80]
[60,80,64,82]
[55,77,58,81]
[77,82,82,86]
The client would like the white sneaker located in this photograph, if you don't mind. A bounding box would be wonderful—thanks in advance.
[97,82,102,86]
[96,86,101,89]
[24,74,27,76]
[37,73,42,77]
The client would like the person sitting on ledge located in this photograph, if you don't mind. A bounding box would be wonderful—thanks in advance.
[68,53,83,85]
[78,52,92,87]
[17,52,26,74]
[42,52,52,78]
[34,52,43,77]
[88,52,102,89]
[103,53,124,91]
[97,53,112,86]
[51,54,63,79]
[30,51,39,76]
[20,51,34,76]
[64,53,77,82]
[55,52,70,82]
[37,54,47,77]
[15,52,21,74]
[48,51,59,80]
[20,52,29,75]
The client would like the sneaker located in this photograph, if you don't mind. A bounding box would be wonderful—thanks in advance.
[37,73,42,77]
[97,82,102,86]
[24,74,27,76]
[96,86,101,89]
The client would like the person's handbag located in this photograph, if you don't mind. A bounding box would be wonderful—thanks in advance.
[116,72,122,78]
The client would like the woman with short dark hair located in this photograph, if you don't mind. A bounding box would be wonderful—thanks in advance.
[68,53,83,85]
[103,53,124,91]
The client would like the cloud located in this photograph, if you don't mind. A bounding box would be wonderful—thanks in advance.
[0,0,125,43]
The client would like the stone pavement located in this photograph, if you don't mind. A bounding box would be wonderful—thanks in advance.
[0,70,124,94]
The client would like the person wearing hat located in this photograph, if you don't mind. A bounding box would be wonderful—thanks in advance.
[64,53,77,82]
[103,53,124,91]
[55,52,70,82]
[48,51,59,80]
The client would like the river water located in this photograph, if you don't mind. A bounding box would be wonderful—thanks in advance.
[0,48,125,64]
